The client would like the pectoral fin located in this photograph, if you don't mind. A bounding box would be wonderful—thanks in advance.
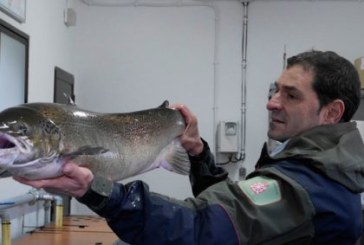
[61,146,109,158]
[158,139,191,175]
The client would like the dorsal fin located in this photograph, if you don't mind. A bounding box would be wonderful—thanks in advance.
[158,100,169,108]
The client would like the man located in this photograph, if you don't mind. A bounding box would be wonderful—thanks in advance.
[16,50,364,244]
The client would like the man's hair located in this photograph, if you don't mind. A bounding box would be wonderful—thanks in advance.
[287,50,361,122]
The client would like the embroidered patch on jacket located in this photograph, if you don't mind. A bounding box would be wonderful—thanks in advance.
[238,176,281,206]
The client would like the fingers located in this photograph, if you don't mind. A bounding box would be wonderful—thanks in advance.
[13,176,53,189]
[168,103,183,110]
[13,162,79,189]
[169,103,196,126]
[13,162,94,198]
[62,162,82,177]
[169,103,203,155]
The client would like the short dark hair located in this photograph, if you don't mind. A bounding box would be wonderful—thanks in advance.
[286,50,361,122]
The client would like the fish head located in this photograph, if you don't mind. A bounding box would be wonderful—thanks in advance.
[0,105,62,178]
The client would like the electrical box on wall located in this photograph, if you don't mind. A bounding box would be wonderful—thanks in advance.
[217,121,239,153]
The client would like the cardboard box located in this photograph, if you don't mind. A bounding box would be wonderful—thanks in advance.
[354,57,364,89]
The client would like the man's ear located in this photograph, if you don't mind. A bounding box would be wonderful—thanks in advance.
[322,99,345,124]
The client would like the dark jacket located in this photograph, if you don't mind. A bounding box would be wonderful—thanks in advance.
[80,122,364,244]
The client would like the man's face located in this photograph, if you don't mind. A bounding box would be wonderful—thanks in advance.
[267,65,327,141]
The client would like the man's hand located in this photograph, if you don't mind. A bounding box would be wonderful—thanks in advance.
[14,162,94,198]
[170,104,204,156]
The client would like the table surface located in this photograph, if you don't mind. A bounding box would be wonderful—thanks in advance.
[12,215,119,245]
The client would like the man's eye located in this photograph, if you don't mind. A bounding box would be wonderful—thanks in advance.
[268,84,278,99]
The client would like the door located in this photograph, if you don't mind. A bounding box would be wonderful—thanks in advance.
[53,66,75,217]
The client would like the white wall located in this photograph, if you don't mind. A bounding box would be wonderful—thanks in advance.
[71,0,244,202]
[0,0,74,241]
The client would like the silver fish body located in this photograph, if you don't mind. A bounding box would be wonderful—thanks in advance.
[0,101,190,180]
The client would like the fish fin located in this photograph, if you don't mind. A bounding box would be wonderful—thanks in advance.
[158,100,169,108]
[158,139,191,175]
[0,168,12,178]
[61,146,109,157]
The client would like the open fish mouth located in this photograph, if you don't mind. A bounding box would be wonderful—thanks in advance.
[0,123,30,151]
[0,133,30,152]
[0,132,34,166]
[0,136,16,149]
[0,135,20,168]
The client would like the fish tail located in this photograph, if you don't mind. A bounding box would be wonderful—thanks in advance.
[158,139,190,175]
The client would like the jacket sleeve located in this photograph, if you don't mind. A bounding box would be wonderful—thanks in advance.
[80,166,316,245]
[90,180,240,245]
[188,138,228,196]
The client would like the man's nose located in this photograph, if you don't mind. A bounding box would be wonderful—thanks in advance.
[266,93,282,110]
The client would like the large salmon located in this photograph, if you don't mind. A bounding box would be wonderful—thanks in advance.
[0,101,190,180]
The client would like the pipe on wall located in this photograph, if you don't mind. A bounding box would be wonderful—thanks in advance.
[32,190,64,227]
[0,189,63,245]
[239,1,248,161]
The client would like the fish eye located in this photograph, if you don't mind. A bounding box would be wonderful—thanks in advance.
[6,121,29,136]
[12,122,29,136]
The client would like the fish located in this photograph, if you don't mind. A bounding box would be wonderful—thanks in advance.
[0,100,190,180]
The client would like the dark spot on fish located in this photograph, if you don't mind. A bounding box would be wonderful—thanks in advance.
[40,120,60,135]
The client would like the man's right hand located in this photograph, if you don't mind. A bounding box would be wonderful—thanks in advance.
[170,104,204,156]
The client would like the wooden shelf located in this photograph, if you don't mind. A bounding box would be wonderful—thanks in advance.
[12,215,119,245]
